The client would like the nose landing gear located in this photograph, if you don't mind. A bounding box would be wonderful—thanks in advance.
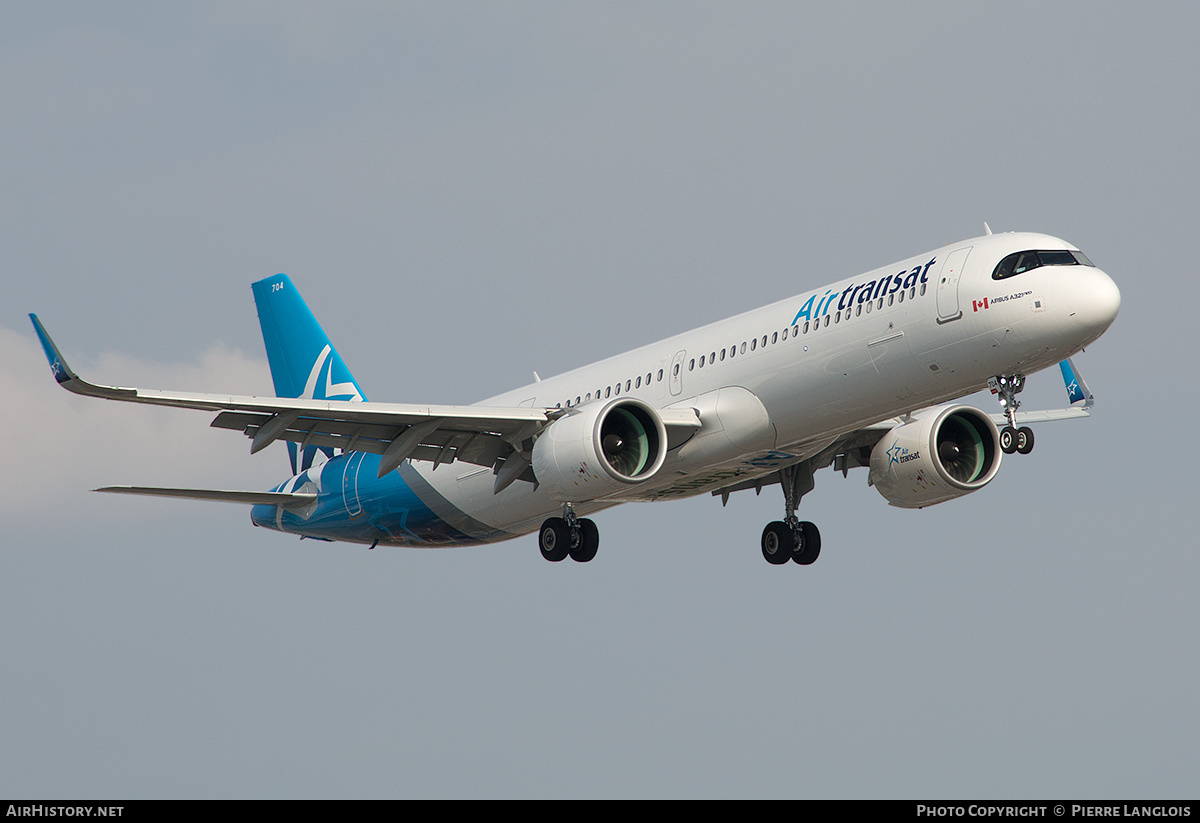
[990,373,1035,455]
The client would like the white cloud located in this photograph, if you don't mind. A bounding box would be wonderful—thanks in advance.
[1,323,281,524]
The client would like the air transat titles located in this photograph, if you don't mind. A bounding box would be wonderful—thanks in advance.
[791,257,937,326]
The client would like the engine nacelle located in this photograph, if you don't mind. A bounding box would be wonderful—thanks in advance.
[532,398,669,502]
[868,404,1001,508]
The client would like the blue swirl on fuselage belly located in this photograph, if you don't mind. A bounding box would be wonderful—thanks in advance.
[251,452,505,547]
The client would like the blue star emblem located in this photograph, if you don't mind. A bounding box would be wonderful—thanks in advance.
[886,442,902,466]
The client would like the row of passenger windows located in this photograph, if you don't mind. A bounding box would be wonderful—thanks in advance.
[557,281,928,409]
[689,283,927,373]
[558,368,665,408]
[992,249,1094,280]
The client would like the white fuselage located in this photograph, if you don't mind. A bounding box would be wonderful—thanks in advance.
[402,232,1119,541]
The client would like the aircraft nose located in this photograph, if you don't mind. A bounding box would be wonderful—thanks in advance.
[1072,267,1121,342]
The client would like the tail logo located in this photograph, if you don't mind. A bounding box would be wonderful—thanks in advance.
[302,345,363,402]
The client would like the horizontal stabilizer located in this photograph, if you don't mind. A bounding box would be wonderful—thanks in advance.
[95,486,317,509]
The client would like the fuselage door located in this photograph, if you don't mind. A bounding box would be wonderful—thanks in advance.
[935,246,972,323]
[669,350,687,396]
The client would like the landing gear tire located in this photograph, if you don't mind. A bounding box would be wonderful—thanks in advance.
[1000,426,1018,454]
[569,518,599,563]
[761,521,795,565]
[539,517,571,562]
[793,521,821,565]
[1016,426,1035,455]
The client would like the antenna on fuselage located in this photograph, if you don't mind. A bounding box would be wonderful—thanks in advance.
[983,222,993,236]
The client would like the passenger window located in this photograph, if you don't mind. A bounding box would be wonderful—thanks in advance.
[605,386,611,398]
[740,342,747,354]
[771,332,778,344]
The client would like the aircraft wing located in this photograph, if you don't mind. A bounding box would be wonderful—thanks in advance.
[31,315,699,482]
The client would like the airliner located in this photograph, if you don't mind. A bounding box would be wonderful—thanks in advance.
[31,229,1120,565]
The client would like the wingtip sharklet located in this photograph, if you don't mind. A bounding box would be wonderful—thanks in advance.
[29,313,74,386]
[28,314,137,400]
[1059,357,1095,409]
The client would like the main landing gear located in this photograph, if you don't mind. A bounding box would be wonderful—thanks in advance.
[539,504,599,563]
[990,373,1035,455]
[761,463,822,566]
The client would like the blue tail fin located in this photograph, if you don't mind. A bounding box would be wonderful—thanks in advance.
[252,274,368,473]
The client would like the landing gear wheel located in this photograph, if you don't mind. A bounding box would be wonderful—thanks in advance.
[539,517,571,562]
[793,521,822,565]
[761,521,795,565]
[1016,426,1035,455]
[1000,426,1018,454]
[569,518,599,563]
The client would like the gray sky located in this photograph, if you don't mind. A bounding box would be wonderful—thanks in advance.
[3,1,1197,799]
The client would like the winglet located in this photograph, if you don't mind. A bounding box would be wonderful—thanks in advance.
[30,313,76,385]
[1059,357,1094,409]
[28,314,136,400]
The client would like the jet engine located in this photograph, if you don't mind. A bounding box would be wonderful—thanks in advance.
[532,398,668,502]
[868,404,1001,508]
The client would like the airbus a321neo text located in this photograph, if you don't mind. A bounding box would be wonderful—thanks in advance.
[32,229,1120,565]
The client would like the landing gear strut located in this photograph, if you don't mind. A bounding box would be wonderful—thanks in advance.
[539,504,599,563]
[990,373,1035,455]
[761,463,821,566]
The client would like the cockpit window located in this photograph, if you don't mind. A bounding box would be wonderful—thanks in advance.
[993,249,1096,280]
